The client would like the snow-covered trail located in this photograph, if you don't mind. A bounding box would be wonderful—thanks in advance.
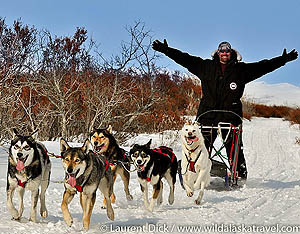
[0,118,300,234]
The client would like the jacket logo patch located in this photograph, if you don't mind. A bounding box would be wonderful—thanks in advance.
[230,82,237,90]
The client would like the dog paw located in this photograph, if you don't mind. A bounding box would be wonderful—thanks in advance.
[83,221,90,231]
[147,206,154,212]
[168,197,174,205]
[144,202,150,210]
[11,215,21,221]
[10,209,20,220]
[65,218,73,227]
[126,194,133,201]
[194,199,201,205]
[157,198,163,206]
[29,215,37,223]
[187,192,193,197]
[40,209,48,218]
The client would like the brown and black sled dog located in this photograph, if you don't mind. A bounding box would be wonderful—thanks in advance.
[60,138,114,231]
[89,125,133,207]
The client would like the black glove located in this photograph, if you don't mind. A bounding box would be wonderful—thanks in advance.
[152,39,169,53]
[282,48,298,62]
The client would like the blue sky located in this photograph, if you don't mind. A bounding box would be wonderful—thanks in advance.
[1,0,299,86]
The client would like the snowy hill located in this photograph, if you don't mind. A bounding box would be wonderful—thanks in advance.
[0,118,300,233]
[244,81,300,107]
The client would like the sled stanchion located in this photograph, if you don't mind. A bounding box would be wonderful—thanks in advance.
[197,110,244,188]
[230,125,242,185]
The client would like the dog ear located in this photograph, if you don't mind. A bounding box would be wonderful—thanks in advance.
[60,138,70,153]
[81,139,92,154]
[12,128,19,137]
[185,119,193,125]
[31,129,39,140]
[146,139,152,148]
[193,121,200,127]
[107,125,113,134]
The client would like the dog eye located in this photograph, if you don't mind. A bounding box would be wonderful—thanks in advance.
[75,159,80,163]
[24,146,31,151]
[14,145,20,150]
[64,158,70,162]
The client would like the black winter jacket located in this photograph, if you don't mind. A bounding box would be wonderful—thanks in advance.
[163,47,287,126]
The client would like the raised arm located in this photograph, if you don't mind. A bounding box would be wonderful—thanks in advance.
[152,39,205,75]
[243,48,298,83]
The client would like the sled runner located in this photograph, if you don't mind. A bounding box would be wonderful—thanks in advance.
[196,110,244,188]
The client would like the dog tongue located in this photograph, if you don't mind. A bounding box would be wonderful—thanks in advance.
[16,160,25,171]
[188,137,199,144]
[68,175,76,187]
[139,165,145,171]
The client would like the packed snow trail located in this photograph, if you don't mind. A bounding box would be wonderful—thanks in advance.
[0,118,300,233]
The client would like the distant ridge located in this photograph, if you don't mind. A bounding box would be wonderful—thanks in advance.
[244,81,300,107]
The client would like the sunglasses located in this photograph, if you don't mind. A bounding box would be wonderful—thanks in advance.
[219,49,231,53]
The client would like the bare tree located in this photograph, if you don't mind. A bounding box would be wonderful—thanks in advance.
[34,28,94,139]
[0,18,38,139]
[92,21,162,140]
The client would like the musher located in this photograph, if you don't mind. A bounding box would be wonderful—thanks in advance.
[152,39,298,180]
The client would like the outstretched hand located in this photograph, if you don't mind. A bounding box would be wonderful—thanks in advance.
[152,39,169,53]
[282,48,298,62]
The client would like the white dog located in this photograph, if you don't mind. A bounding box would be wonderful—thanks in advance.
[180,121,212,205]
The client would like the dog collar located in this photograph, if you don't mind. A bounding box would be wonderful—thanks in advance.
[75,185,83,192]
[185,145,200,154]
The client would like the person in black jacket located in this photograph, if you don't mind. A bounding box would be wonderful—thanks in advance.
[152,39,298,180]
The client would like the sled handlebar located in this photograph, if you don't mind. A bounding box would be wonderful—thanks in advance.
[195,110,243,123]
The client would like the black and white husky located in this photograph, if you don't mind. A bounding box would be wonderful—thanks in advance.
[6,129,51,222]
[130,140,178,212]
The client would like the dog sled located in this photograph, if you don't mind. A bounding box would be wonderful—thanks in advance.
[196,110,244,188]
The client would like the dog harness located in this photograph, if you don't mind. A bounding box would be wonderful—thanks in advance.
[18,180,27,188]
[184,148,202,173]
[151,146,175,163]
[143,147,175,182]
[42,148,50,161]
[93,152,111,172]
[146,164,154,182]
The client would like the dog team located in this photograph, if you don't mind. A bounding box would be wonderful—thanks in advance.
[6,121,211,231]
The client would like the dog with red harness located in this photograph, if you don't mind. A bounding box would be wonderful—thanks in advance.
[89,125,133,208]
[129,139,178,212]
[180,121,212,205]
[60,138,114,231]
[7,129,51,222]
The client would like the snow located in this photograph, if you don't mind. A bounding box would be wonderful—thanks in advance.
[244,81,300,107]
[1,117,300,233]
